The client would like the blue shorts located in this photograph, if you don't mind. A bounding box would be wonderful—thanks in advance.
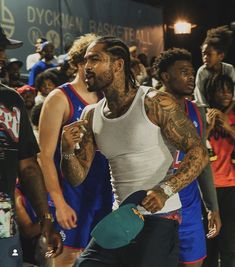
[179,224,206,263]
[51,151,113,250]
[50,203,112,250]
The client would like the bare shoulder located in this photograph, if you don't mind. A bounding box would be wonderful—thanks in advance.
[144,89,180,125]
[44,88,68,106]
[42,88,70,121]
[81,104,97,127]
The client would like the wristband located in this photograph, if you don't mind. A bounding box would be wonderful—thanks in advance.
[40,213,54,223]
[62,151,75,160]
[159,183,174,198]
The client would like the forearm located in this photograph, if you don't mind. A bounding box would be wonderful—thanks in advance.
[161,144,209,194]
[19,158,49,218]
[61,144,95,187]
[19,223,41,238]
[39,154,66,207]
[198,163,219,211]
[61,153,88,187]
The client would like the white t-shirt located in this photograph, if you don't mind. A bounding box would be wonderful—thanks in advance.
[194,62,235,107]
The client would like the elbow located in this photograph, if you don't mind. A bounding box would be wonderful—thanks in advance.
[70,180,83,188]
[64,168,88,188]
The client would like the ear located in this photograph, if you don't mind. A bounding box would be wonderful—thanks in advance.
[113,58,124,73]
[160,72,170,83]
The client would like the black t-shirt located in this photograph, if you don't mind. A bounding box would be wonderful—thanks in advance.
[0,84,39,201]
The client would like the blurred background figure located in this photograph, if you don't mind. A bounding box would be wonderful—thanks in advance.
[17,85,36,119]
[203,74,235,267]
[15,181,53,267]
[28,41,58,86]
[45,57,76,86]
[31,102,43,141]
[0,47,8,83]
[34,71,59,105]
[26,37,47,71]
[194,25,235,109]
[57,41,73,65]
[6,58,24,89]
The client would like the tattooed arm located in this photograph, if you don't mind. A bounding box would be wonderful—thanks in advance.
[142,91,209,213]
[61,108,96,187]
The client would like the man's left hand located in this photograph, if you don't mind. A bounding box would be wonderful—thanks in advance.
[206,210,221,239]
[40,219,63,258]
[141,188,168,213]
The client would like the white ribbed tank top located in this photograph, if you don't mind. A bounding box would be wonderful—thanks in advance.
[89,86,181,214]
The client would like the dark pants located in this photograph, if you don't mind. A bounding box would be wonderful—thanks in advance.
[203,187,235,267]
[74,216,179,267]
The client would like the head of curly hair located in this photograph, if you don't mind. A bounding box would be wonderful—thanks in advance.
[202,25,233,55]
[153,48,192,81]
[204,74,234,107]
[68,33,98,68]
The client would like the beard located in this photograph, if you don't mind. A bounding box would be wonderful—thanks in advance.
[86,70,113,93]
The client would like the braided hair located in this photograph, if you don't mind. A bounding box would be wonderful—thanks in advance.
[92,36,137,91]
[204,74,234,108]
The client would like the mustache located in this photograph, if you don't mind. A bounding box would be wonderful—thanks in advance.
[85,70,95,77]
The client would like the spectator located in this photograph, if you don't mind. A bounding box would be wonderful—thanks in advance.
[17,85,36,120]
[35,71,59,105]
[28,42,57,86]
[26,37,47,71]
[203,74,235,267]
[6,58,24,89]
[0,25,62,266]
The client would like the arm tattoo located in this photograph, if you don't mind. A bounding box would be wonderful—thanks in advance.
[61,110,96,187]
[145,91,209,194]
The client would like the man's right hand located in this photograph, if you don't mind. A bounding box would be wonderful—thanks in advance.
[55,202,77,229]
[61,119,88,152]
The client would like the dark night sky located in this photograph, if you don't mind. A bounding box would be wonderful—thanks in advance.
[133,0,235,68]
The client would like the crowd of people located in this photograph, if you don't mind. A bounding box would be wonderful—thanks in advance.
[0,22,234,267]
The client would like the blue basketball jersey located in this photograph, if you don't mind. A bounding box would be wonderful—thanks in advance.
[50,83,113,249]
[173,100,203,230]
[175,100,206,263]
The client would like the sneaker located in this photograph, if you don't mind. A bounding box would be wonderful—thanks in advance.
[208,148,217,161]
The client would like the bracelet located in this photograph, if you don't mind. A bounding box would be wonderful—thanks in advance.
[40,213,54,223]
[62,151,75,160]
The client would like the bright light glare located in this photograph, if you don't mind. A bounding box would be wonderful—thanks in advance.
[174,21,192,34]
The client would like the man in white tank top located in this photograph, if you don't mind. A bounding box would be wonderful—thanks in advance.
[61,37,209,267]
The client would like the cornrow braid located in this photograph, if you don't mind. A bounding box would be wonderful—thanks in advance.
[92,36,137,91]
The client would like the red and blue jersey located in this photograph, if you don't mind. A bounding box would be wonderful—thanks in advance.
[173,99,203,229]
[50,83,113,249]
